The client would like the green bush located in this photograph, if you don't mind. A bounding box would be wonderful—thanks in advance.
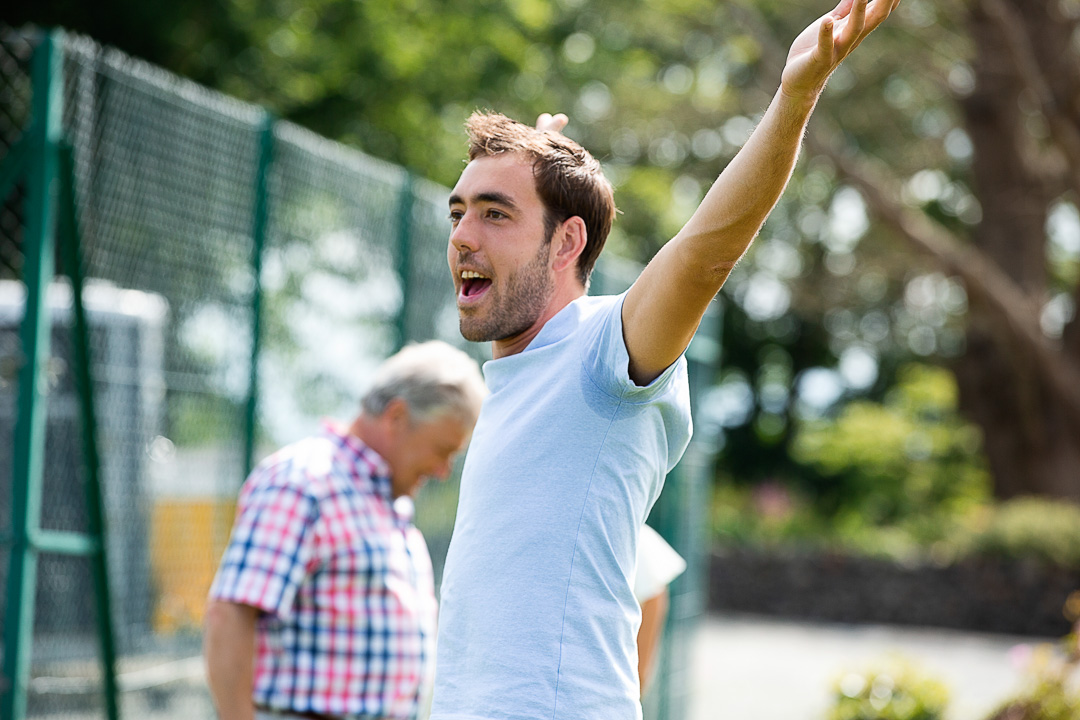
[965,498,1080,569]
[827,658,950,720]
[712,362,1080,571]
[792,363,991,527]
[711,485,1080,571]
[984,643,1080,720]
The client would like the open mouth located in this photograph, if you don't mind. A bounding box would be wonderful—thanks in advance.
[460,270,492,300]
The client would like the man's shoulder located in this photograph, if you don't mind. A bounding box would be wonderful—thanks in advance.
[553,292,624,340]
[244,434,351,499]
[575,291,623,315]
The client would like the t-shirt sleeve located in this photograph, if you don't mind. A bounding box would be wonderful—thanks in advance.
[633,524,687,602]
[581,291,689,402]
[208,477,321,617]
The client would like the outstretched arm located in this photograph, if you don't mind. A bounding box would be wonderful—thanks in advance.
[622,0,899,385]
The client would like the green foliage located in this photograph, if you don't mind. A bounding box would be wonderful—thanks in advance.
[985,643,1080,720]
[712,485,1080,570]
[711,479,942,563]
[712,482,830,550]
[963,498,1080,569]
[715,364,1075,568]
[169,392,246,448]
[827,658,950,720]
[826,628,1080,720]
[792,363,991,526]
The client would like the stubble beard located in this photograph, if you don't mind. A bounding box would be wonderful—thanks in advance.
[458,241,553,343]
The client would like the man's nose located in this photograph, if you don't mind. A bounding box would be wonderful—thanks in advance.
[450,214,479,252]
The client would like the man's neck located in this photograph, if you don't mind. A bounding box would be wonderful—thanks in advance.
[491,286,586,359]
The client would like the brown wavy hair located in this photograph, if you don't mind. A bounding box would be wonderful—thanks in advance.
[465,111,616,286]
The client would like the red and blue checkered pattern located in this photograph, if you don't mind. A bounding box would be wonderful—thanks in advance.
[210,421,437,719]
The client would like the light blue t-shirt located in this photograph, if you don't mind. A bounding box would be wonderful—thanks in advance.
[432,292,692,720]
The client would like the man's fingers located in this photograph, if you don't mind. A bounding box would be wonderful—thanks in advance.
[535,113,569,133]
[830,0,856,19]
[863,0,897,28]
[851,0,868,31]
[850,0,899,50]
[836,0,869,49]
[817,15,836,55]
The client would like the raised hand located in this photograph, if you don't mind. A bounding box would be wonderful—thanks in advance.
[781,0,901,100]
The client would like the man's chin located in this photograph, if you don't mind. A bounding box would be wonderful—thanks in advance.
[458,317,494,343]
[458,311,534,343]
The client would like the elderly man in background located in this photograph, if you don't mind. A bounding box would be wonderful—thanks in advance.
[204,341,486,720]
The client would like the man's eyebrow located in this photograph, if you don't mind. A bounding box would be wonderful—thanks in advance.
[448,191,520,211]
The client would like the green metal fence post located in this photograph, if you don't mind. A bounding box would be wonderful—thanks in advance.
[243,112,274,478]
[2,28,64,720]
[57,142,121,720]
[393,172,415,352]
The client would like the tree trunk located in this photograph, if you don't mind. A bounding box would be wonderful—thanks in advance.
[956,0,1080,500]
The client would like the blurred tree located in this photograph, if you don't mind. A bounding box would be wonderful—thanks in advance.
[793,363,991,525]
[692,0,1079,503]
[797,0,1080,500]
[8,0,1079,500]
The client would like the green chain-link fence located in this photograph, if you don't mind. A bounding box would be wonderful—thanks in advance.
[0,25,717,720]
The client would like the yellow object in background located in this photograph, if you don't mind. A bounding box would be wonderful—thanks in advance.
[147,441,243,634]
[150,498,236,634]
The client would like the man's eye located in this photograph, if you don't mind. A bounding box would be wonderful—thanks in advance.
[448,211,463,223]
[487,209,506,219]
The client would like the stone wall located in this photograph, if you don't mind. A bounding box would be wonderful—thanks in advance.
[708,548,1080,637]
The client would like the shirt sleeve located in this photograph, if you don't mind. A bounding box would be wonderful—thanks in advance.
[580,292,689,403]
[208,475,321,617]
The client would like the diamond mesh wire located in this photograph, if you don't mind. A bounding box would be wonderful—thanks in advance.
[0,24,715,720]
[258,120,404,443]
[0,28,32,280]
[0,27,34,717]
[401,176,472,352]
[0,26,481,719]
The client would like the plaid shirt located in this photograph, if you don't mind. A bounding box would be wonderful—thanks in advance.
[210,421,437,719]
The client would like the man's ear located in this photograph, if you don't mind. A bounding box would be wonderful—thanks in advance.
[382,397,411,434]
[552,216,587,274]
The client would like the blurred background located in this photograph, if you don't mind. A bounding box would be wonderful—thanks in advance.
[2,0,1079,718]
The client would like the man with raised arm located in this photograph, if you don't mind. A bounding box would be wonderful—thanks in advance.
[433,1,899,718]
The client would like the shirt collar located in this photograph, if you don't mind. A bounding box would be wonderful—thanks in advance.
[320,419,394,502]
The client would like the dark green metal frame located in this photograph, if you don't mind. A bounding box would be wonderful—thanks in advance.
[242,112,275,478]
[1,30,119,720]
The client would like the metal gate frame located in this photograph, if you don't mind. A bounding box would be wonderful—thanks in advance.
[1,30,118,720]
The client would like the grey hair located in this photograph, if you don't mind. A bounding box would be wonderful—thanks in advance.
[360,341,486,424]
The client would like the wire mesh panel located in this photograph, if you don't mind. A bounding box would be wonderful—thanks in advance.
[0,28,32,282]
[399,176,469,351]
[258,120,405,445]
[0,27,260,719]
[67,36,262,720]
[0,24,715,720]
